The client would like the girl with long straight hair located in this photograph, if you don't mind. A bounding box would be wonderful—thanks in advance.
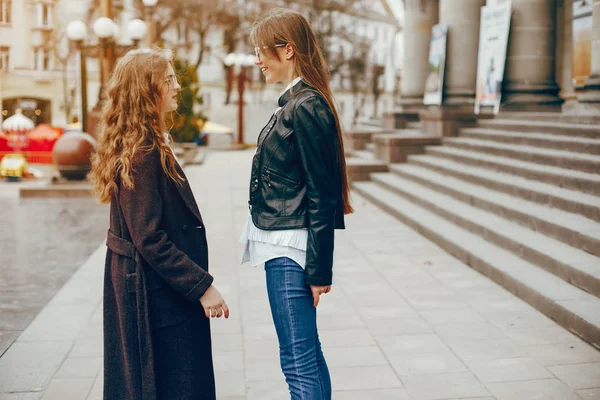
[89,49,229,399]
[240,8,353,399]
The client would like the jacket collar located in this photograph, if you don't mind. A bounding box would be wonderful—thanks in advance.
[278,79,310,108]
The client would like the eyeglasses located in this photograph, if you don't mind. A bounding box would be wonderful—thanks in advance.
[164,75,178,87]
[254,44,287,61]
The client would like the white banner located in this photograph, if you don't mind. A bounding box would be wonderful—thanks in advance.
[423,24,448,106]
[572,0,593,86]
[474,2,512,114]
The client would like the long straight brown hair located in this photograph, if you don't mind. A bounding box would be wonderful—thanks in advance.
[251,8,354,214]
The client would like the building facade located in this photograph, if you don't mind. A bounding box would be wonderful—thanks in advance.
[398,0,600,121]
[0,0,401,131]
[0,0,98,128]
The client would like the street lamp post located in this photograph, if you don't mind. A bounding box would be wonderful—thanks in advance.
[66,20,88,131]
[66,18,148,135]
[93,17,119,104]
[142,0,159,48]
[128,19,147,48]
[225,53,256,146]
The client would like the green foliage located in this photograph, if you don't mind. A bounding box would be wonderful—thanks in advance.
[169,58,207,143]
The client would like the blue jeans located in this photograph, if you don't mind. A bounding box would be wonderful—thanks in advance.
[265,257,332,400]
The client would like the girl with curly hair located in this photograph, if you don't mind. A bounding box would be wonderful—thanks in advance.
[89,49,228,400]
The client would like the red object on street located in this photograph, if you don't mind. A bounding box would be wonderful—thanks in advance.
[27,124,63,152]
[0,132,9,152]
[0,125,63,164]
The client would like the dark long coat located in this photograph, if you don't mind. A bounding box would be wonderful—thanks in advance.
[103,146,216,400]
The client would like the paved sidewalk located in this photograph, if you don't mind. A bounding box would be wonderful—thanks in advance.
[1,150,599,400]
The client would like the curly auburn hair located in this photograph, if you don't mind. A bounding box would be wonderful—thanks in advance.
[88,49,183,204]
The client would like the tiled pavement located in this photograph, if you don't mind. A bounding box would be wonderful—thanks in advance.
[1,150,599,400]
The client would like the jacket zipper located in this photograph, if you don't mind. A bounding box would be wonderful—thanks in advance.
[257,114,278,188]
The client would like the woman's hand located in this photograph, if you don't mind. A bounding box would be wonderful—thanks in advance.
[310,285,331,307]
[199,285,230,319]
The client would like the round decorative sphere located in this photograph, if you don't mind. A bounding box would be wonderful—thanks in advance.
[224,53,236,67]
[235,53,247,66]
[52,131,97,180]
[66,20,87,41]
[93,17,115,39]
[127,19,147,40]
[142,0,158,7]
[244,54,257,66]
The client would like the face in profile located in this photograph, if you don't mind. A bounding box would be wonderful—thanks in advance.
[161,64,181,113]
[254,44,291,84]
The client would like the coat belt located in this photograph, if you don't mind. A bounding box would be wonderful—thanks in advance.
[106,230,164,293]
[106,229,136,259]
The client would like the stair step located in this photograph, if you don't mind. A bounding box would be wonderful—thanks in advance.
[343,127,394,151]
[385,165,600,257]
[478,119,600,139]
[408,155,600,222]
[352,149,377,161]
[352,181,600,348]
[461,128,600,155]
[346,156,387,182]
[426,146,600,196]
[444,138,600,174]
[355,116,382,128]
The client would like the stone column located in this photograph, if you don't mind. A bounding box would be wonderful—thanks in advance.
[419,0,484,136]
[501,0,563,111]
[398,0,439,109]
[577,0,600,112]
[558,0,578,109]
[439,0,486,107]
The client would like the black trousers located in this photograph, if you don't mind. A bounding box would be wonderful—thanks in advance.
[153,316,216,400]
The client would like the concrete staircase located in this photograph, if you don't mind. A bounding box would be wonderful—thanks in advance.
[343,126,390,182]
[349,117,600,348]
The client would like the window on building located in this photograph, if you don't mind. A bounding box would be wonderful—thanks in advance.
[33,48,39,70]
[42,3,49,25]
[33,47,51,70]
[43,48,50,69]
[36,2,52,28]
[0,46,9,70]
[0,0,11,24]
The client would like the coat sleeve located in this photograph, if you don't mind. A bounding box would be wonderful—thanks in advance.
[118,148,214,302]
[292,96,338,286]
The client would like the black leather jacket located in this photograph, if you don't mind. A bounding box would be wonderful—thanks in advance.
[248,80,345,286]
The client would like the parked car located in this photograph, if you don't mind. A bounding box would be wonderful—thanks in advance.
[0,153,28,181]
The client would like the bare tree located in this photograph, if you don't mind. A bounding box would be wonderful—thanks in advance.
[345,40,369,125]
[371,64,385,117]
[131,0,244,104]
[268,0,367,77]
[131,0,241,68]
[50,31,73,124]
